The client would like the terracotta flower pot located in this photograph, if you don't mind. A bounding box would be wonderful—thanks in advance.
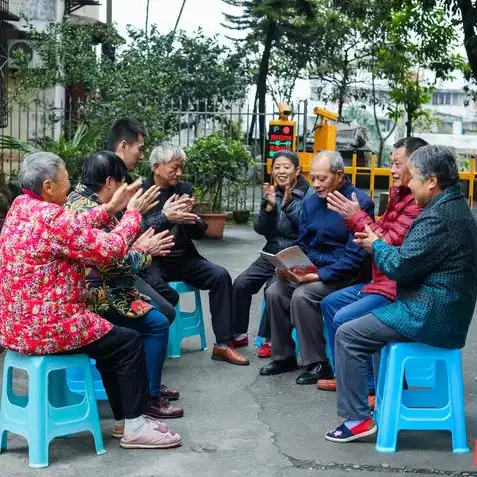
[202,213,228,239]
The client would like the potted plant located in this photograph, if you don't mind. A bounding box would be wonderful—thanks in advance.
[230,183,250,224]
[185,131,255,239]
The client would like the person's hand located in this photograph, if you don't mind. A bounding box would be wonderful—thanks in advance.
[104,179,143,216]
[126,185,161,214]
[283,184,292,207]
[134,227,155,250]
[353,224,382,253]
[275,268,291,279]
[327,191,361,220]
[142,230,175,257]
[264,182,276,211]
[163,194,198,223]
[163,194,194,214]
[287,271,320,284]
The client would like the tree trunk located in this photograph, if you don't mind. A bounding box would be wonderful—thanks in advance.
[377,140,384,167]
[458,0,477,82]
[405,106,413,137]
[248,90,258,146]
[257,21,276,155]
[337,53,349,119]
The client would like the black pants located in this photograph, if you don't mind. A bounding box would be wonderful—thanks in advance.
[71,326,149,420]
[135,275,177,324]
[143,255,233,344]
[232,255,276,338]
[139,268,180,310]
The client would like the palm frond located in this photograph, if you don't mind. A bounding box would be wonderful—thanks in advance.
[0,136,39,155]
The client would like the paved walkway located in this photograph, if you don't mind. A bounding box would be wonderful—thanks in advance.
[2,224,477,476]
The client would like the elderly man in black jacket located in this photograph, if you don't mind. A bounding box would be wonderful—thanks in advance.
[140,142,249,366]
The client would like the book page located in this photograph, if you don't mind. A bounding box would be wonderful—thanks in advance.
[275,246,318,276]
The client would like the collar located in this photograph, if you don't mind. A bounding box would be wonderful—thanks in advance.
[75,183,102,204]
[23,189,45,202]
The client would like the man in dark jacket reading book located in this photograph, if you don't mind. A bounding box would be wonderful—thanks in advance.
[259,150,375,381]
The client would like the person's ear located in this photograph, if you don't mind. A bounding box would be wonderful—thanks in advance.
[335,170,344,181]
[427,175,438,191]
[295,165,302,177]
[42,179,55,196]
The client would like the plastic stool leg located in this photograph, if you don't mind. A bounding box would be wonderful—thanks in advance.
[375,348,403,453]
[0,429,7,452]
[194,291,207,351]
[446,355,469,454]
[167,307,182,358]
[28,369,50,468]
[83,365,106,455]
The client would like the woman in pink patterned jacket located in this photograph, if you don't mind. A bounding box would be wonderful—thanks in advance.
[0,152,181,450]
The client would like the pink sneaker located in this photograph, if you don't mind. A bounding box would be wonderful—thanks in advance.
[119,419,181,449]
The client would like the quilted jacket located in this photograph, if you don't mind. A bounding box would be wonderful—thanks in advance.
[346,186,422,300]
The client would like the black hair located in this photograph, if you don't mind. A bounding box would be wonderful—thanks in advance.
[81,150,128,192]
[272,149,300,167]
[393,137,429,157]
[105,118,148,152]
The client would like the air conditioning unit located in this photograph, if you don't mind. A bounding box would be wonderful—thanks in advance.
[8,40,41,69]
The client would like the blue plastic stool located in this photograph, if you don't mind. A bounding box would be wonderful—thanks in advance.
[254,297,332,360]
[0,351,105,468]
[375,343,468,454]
[66,359,108,401]
[167,281,207,358]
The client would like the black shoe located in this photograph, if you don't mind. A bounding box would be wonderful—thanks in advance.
[296,361,334,385]
[259,357,298,376]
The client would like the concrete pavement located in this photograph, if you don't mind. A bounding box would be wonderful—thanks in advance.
[2,224,477,476]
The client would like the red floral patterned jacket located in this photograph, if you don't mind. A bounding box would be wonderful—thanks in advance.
[0,193,142,354]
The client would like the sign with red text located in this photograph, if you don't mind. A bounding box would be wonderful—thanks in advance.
[266,120,296,160]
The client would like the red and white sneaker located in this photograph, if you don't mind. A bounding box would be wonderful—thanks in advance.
[257,343,272,358]
[325,418,377,443]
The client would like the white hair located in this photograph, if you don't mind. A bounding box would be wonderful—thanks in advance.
[149,142,187,169]
[313,150,345,172]
[19,152,65,195]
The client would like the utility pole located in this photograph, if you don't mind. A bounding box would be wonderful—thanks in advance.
[106,0,112,25]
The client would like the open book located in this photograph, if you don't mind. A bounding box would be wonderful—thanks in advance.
[260,245,318,276]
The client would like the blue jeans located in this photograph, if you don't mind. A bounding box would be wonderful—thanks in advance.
[321,284,392,390]
[104,305,169,398]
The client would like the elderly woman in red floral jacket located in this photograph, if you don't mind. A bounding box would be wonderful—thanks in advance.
[0,152,181,450]
[317,137,428,394]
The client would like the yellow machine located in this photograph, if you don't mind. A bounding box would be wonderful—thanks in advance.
[265,104,476,207]
[266,104,339,181]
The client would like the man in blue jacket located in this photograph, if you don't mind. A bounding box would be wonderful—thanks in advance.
[259,150,374,381]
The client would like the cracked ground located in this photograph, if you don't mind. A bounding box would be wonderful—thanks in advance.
[2,225,477,477]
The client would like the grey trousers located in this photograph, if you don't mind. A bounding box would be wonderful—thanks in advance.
[335,313,410,420]
[266,278,341,364]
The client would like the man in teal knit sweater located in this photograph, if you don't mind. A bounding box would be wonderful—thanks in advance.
[326,145,477,443]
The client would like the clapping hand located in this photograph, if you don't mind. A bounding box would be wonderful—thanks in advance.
[163,194,199,224]
[135,229,175,257]
[105,179,143,216]
[327,191,361,220]
[353,224,382,253]
[263,183,276,212]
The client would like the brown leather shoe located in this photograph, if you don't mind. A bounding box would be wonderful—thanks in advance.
[145,397,184,419]
[160,384,180,401]
[317,378,336,391]
[211,345,250,366]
